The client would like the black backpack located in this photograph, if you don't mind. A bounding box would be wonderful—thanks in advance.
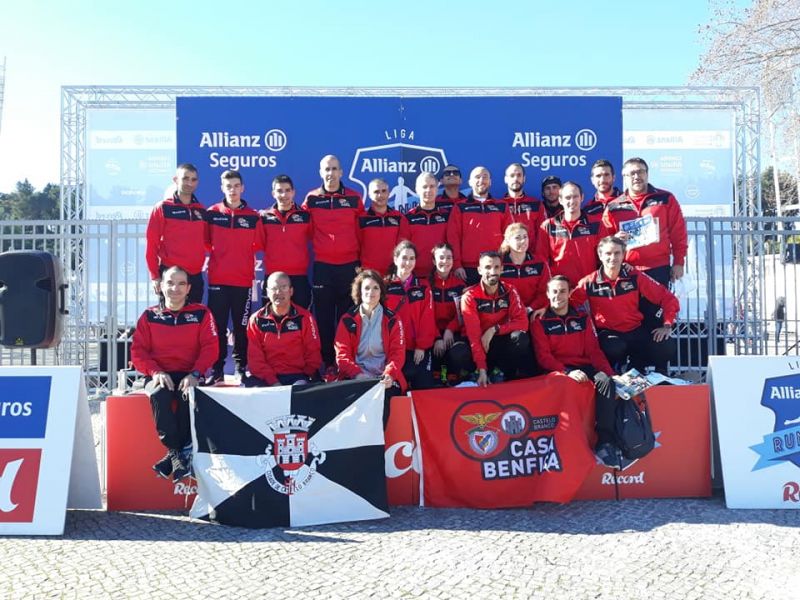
[614,393,656,460]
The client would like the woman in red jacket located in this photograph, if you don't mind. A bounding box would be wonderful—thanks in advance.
[334,269,406,427]
[384,240,438,389]
[499,222,549,316]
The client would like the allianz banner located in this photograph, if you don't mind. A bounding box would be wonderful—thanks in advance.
[176,96,622,208]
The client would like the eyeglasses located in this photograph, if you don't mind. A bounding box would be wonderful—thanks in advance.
[623,169,647,178]
[266,285,291,292]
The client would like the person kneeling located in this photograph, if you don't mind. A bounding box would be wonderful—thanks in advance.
[531,275,619,467]
[334,269,406,428]
[245,272,322,387]
[131,266,218,481]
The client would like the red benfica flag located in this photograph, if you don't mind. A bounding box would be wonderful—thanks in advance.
[412,375,596,508]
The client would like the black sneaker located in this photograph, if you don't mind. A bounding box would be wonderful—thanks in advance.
[171,451,191,481]
[201,370,225,386]
[152,450,175,479]
[595,442,622,469]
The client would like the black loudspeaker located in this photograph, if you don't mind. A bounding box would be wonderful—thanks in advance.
[0,251,68,349]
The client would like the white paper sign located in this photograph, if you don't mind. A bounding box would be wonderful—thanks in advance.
[620,215,659,250]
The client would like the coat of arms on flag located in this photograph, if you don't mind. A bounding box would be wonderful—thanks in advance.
[188,380,389,528]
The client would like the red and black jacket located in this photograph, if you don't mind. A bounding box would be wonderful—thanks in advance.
[535,213,606,287]
[602,184,688,270]
[384,275,436,351]
[435,191,467,214]
[500,251,550,310]
[460,281,528,371]
[582,187,622,224]
[358,207,404,274]
[260,203,312,276]
[334,306,407,391]
[531,306,614,375]
[571,264,680,333]
[145,193,207,280]
[429,272,465,335]
[302,184,364,264]
[398,206,450,276]
[246,302,322,385]
[131,303,218,376]
[447,195,513,269]
[205,199,262,287]
[504,193,545,247]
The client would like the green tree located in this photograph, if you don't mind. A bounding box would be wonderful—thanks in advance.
[0,180,60,220]
[761,166,798,217]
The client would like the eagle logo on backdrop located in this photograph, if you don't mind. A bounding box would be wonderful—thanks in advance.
[258,414,326,495]
[751,374,800,470]
[349,142,448,213]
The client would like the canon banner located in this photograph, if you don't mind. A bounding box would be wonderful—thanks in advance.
[176,96,622,209]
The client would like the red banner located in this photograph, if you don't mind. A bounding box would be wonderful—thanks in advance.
[412,375,596,508]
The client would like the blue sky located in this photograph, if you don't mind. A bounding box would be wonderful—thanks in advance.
[0,0,731,191]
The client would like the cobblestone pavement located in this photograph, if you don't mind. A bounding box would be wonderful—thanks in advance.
[2,405,798,599]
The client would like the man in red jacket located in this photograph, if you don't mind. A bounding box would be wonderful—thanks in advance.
[131,266,218,481]
[260,174,312,309]
[204,170,262,384]
[399,172,450,277]
[461,252,534,386]
[303,155,364,368]
[246,272,322,386]
[145,164,207,304]
[435,164,466,213]
[359,178,403,274]
[583,159,621,224]
[503,162,545,247]
[571,236,679,374]
[531,275,619,466]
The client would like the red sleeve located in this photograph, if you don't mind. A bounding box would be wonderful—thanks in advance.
[601,205,619,235]
[446,206,463,269]
[130,312,161,376]
[584,319,614,375]
[145,205,164,280]
[246,314,278,385]
[383,317,406,388]
[398,214,410,244]
[667,195,688,266]
[334,317,363,379]
[302,312,322,376]
[253,217,265,253]
[569,277,589,309]
[461,290,487,371]
[415,286,437,350]
[531,317,567,373]
[497,286,528,335]
[532,263,551,311]
[637,272,680,325]
[193,308,219,374]
[534,220,551,263]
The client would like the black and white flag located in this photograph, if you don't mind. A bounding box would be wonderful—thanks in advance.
[188,380,389,528]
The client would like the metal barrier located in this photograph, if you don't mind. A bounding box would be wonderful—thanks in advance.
[1,217,798,394]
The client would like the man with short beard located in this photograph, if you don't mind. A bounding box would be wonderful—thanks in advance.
[503,162,545,247]
[359,178,403,274]
[399,172,450,277]
[540,175,563,219]
[583,159,622,224]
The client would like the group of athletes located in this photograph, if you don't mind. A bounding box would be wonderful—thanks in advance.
[131,154,686,479]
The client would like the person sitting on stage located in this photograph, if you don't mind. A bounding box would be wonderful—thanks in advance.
[571,236,679,375]
[429,243,473,383]
[131,265,218,481]
[531,275,619,467]
[384,240,438,389]
[245,272,322,387]
[334,269,406,427]
[461,251,534,386]
[499,222,549,316]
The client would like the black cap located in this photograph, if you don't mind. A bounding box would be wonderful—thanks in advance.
[541,175,562,192]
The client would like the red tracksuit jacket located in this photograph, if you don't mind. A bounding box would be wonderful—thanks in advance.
[384,276,436,351]
[145,194,207,280]
[430,273,465,335]
[602,185,688,270]
[460,281,528,371]
[334,306,407,391]
[536,213,606,287]
[500,251,550,310]
[246,302,322,385]
[398,206,450,276]
[531,306,614,375]
[582,187,622,224]
[571,264,680,333]
[260,204,312,276]
[504,193,546,247]
[131,303,218,376]
[205,200,263,287]
[435,192,467,214]
[358,207,404,274]
[302,185,364,264]
[447,195,513,270]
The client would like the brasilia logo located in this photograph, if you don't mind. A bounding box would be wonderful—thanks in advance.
[258,414,326,495]
[450,400,562,480]
[348,142,449,211]
[750,374,800,471]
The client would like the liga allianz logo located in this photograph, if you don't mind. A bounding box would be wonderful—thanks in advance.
[348,138,448,211]
[258,415,325,496]
[750,374,800,471]
[450,400,562,480]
